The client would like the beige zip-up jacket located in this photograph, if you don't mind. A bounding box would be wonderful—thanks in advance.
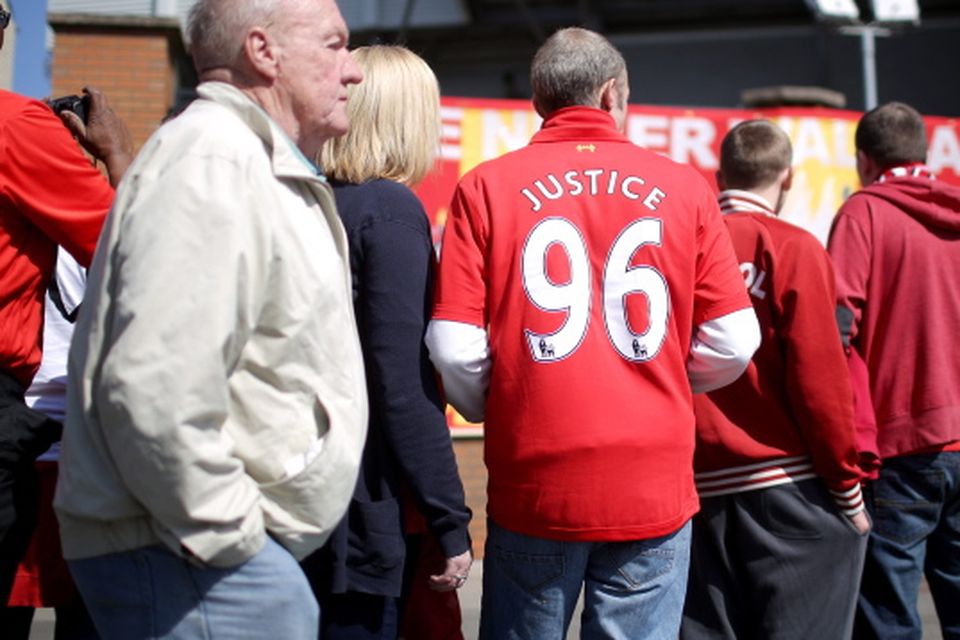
[54,82,368,567]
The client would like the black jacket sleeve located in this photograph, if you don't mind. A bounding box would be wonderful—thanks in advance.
[352,183,471,558]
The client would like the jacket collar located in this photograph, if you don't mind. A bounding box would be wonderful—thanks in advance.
[530,106,629,145]
[718,189,776,217]
[196,81,327,183]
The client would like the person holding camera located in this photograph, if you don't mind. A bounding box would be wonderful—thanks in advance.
[0,1,132,607]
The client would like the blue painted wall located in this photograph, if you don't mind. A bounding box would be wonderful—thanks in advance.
[10,0,50,98]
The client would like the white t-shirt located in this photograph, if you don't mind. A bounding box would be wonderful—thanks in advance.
[25,249,85,461]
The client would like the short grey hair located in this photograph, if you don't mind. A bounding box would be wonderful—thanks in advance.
[186,0,280,73]
[530,27,626,116]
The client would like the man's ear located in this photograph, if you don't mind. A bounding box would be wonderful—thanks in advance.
[532,95,548,120]
[598,77,619,113]
[244,27,280,80]
[856,149,881,186]
[781,166,794,191]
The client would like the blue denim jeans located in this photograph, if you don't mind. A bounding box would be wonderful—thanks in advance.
[856,451,960,640]
[480,518,691,640]
[67,537,318,640]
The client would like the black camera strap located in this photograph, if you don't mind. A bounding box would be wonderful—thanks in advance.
[47,277,81,324]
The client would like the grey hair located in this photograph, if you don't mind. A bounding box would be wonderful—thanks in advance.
[186,0,281,73]
[530,27,626,116]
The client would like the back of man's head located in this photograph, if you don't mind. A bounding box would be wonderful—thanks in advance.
[719,120,793,191]
[855,101,927,169]
[187,0,280,75]
[530,27,626,117]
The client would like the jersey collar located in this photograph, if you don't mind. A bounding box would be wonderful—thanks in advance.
[530,106,629,145]
[718,189,776,217]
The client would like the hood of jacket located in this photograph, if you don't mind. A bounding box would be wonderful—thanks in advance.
[858,177,960,233]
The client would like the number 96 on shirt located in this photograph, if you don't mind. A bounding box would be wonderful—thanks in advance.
[521,216,669,365]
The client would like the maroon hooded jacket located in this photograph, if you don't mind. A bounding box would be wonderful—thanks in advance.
[828,172,960,459]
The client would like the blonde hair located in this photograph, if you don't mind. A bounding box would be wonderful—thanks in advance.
[320,45,440,186]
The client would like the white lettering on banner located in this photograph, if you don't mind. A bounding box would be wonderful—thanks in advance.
[790,117,832,165]
[628,114,669,150]
[626,114,719,168]
[671,117,718,168]
[521,217,669,363]
[832,119,857,169]
[519,170,666,212]
[481,109,540,159]
[929,125,960,175]
[740,262,768,300]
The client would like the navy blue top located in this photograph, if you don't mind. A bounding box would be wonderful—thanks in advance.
[305,178,471,597]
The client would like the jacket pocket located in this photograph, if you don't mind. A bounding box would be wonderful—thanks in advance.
[258,424,361,561]
[757,483,824,540]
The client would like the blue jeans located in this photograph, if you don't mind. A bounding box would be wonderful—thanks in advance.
[67,537,318,640]
[480,518,691,640]
[856,451,960,640]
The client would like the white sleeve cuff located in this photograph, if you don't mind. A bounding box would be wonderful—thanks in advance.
[425,319,491,423]
[831,484,866,517]
[688,307,761,393]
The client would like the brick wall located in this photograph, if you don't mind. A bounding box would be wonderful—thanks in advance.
[49,15,184,152]
[452,437,487,558]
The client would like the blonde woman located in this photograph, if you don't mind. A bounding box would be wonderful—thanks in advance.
[301,46,472,639]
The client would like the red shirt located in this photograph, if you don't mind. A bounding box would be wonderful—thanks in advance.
[0,91,112,387]
[693,192,862,509]
[433,107,749,541]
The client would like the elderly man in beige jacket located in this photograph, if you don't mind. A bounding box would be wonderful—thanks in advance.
[53,0,368,637]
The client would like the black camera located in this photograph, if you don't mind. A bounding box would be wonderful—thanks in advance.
[48,94,91,124]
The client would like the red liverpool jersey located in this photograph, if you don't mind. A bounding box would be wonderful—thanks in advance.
[433,107,750,541]
[693,192,862,514]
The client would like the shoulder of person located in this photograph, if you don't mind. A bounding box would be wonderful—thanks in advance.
[832,189,876,226]
[754,216,828,266]
[0,90,73,140]
[166,99,265,154]
[0,90,52,120]
[337,179,429,229]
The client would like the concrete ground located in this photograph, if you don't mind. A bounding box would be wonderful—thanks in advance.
[29,561,943,639]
